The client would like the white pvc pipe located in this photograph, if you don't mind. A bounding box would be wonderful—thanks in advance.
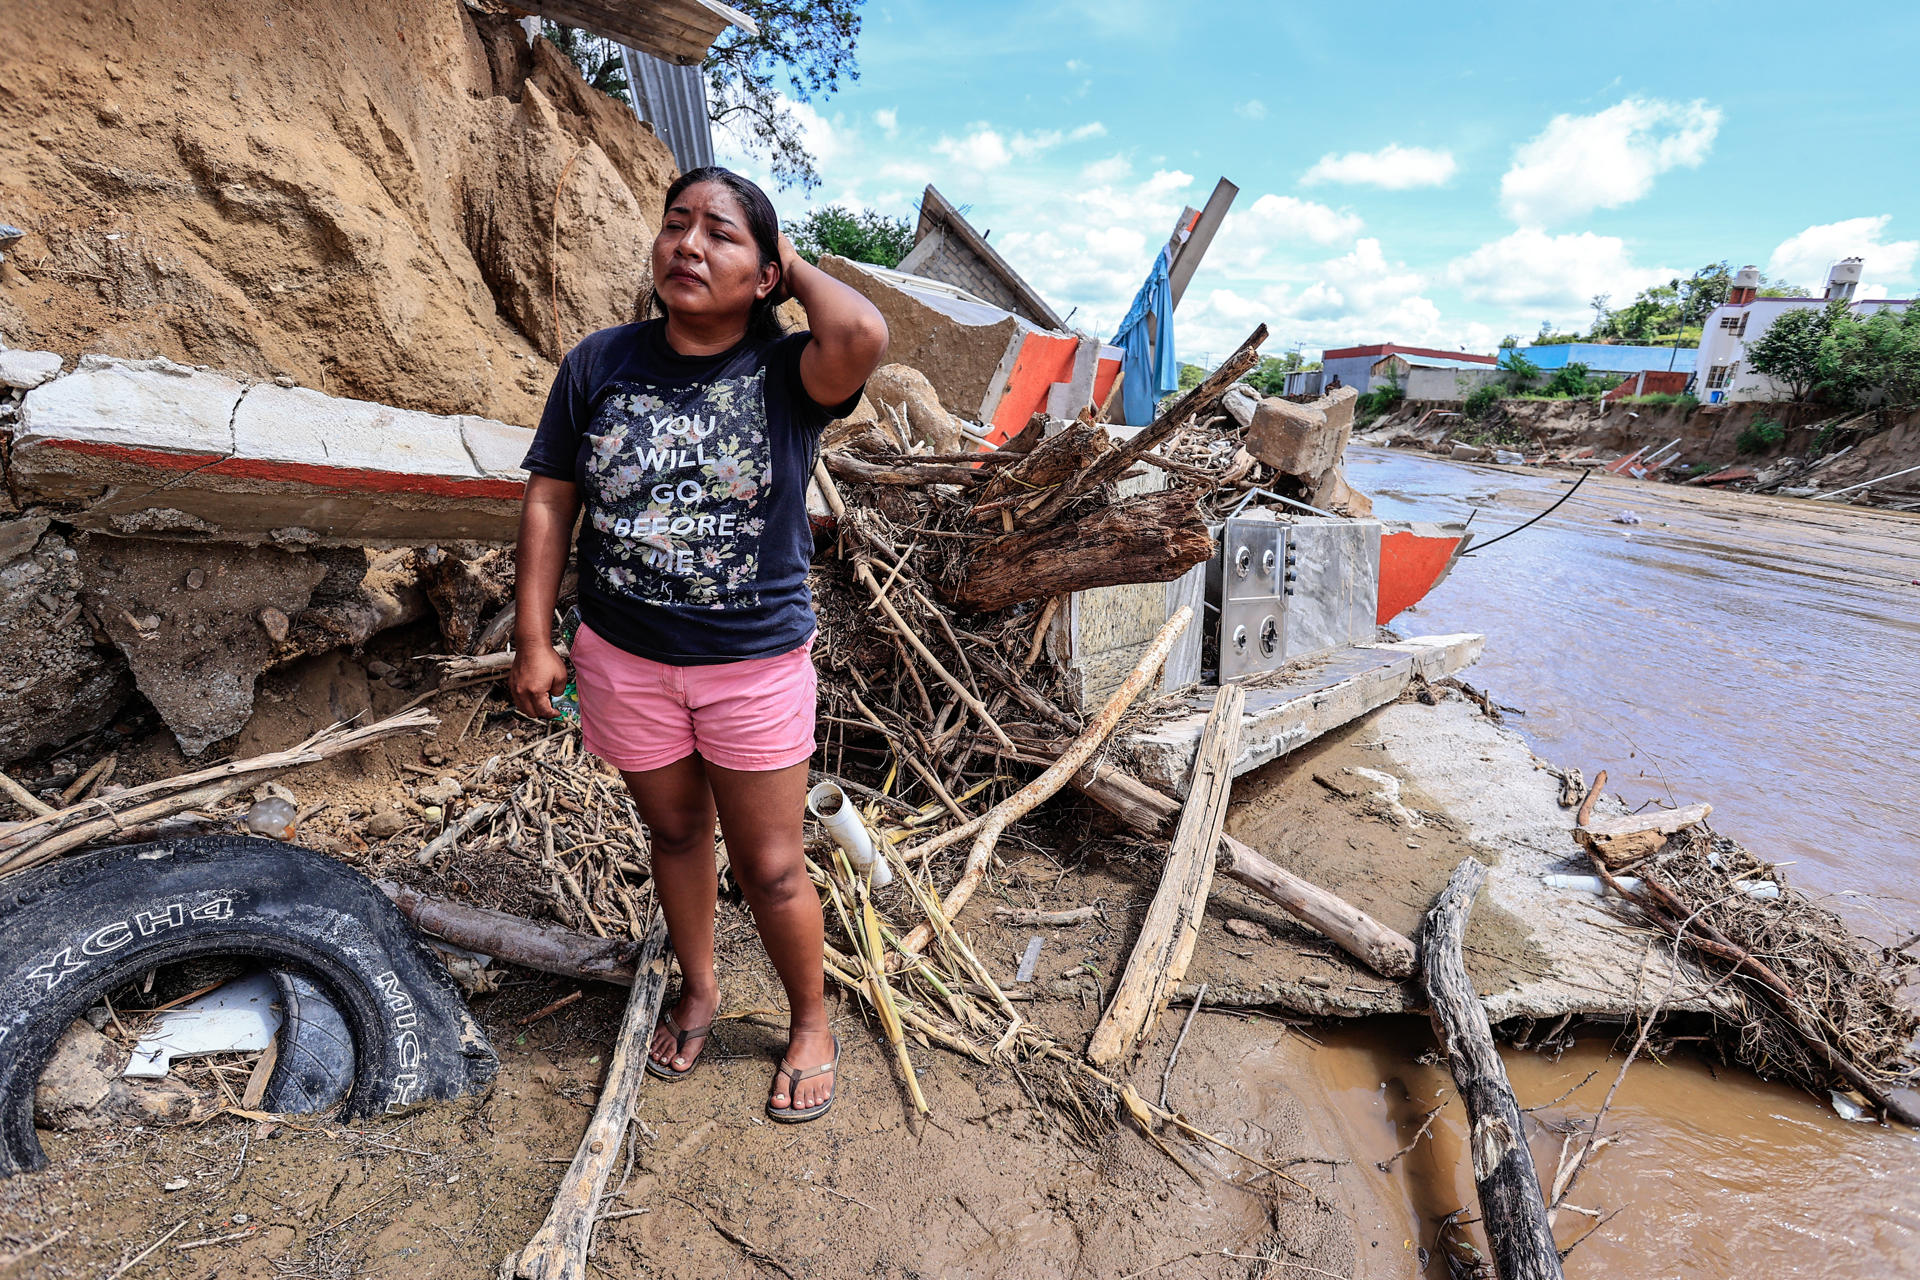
[807,781,892,887]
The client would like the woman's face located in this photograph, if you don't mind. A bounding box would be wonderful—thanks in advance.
[652,182,777,327]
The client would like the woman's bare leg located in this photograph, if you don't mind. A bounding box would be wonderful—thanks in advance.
[619,755,721,1073]
[704,759,835,1111]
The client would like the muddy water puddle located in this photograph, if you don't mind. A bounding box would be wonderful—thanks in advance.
[1267,1021,1920,1278]
[1294,450,1920,1276]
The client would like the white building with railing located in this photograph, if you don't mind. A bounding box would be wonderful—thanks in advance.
[1697,259,1911,403]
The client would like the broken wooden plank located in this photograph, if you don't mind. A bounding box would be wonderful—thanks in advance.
[1575,802,1712,867]
[990,736,1416,978]
[1417,859,1563,1280]
[507,910,672,1280]
[1087,683,1244,1065]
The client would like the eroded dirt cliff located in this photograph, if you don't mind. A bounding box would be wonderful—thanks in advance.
[0,0,678,425]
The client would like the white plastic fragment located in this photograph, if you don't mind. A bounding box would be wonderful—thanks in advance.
[1016,936,1044,983]
[806,781,892,887]
[124,972,283,1079]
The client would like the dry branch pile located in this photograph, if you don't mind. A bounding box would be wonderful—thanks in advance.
[1587,825,1920,1119]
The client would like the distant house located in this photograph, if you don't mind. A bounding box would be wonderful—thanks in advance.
[1508,343,1696,374]
[1301,344,1498,396]
[1371,353,1507,403]
[897,185,1066,331]
[1695,260,1912,403]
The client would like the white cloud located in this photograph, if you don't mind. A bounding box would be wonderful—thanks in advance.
[1500,98,1720,226]
[934,128,1011,170]
[935,121,1105,168]
[1219,194,1365,255]
[1766,216,1918,293]
[873,108,898,139]
[1302,143,1456,190]
[1064,58,1086,72]
[1081,154,1131,184]
[1235,99,1268,121]
[1447,228,1675,326]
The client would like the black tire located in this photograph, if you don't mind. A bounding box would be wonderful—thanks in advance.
[0,836,497,1176]
[264,970,355,1116]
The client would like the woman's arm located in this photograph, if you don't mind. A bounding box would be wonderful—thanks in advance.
[778,233,889,407]
[509,475,581,720]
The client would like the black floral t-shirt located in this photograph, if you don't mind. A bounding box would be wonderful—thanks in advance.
[522,320,858,665]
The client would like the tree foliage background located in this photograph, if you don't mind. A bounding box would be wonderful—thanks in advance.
[786,206,914,267]
[705,1,864,192]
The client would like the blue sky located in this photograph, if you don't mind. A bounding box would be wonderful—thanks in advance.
[714,0,1920,366]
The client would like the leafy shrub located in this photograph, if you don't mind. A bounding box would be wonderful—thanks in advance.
[1620,392,1699,408]
[1462,383,1503,421]
[786,206,915,268]
[1735,416,1786,455]
[1500,349,1544,392]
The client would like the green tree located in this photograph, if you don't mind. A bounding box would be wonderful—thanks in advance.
[539,5,864,192]
[1746,300,1849,401]
[1176,362,1207,391]
[1241,352,1316,397]
[1502,348,1544,391]
[541,21,632,105]
[1680,262,1732,326]
[786,205,913,267]
[1816,305,1920,409]
[705,1,865,192]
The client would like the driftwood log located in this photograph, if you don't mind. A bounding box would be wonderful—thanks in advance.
[505,911,672,1280]
[379,882,640,986]
[1417,859,1564,1280]
[1022,324,1267,528]
[1001,739,1417,978]
[1087,684,1243,1064]
[0,709,440,877]
[947,488,1217,613]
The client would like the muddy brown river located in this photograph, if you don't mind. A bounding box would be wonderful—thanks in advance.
[1290,449,1920,1277]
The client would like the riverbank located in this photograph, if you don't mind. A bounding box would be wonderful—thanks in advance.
[1368,397,1920,509]
[4,658,1910,1277]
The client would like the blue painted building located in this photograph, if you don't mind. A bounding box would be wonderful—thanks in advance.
[1507,343,1696,373]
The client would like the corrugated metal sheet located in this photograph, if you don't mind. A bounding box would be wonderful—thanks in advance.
[1513,343,1698,373]
[621,46,714,173]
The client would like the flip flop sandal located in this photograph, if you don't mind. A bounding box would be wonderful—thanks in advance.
[645,1012,713,1081]
[766,1034,839,1124]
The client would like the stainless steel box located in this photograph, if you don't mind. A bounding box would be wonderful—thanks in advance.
[1211,516,1382,682]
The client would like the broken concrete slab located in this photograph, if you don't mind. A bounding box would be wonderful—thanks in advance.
[78,534,329,755]
[230,383,479,476]
[820,255,1029,424]
[1120,632,1485,795]
[0,522,134,763]
[0,348,63,390]
[1187,697,1731,1024]
[12,355,532,546]
[1243,390,1355,481]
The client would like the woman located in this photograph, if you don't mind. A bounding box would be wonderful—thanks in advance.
[509,166,888,1123]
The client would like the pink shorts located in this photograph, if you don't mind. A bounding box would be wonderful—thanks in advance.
[570,623,818,774]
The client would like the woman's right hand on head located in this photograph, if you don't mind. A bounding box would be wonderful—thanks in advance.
[510,643,572,720]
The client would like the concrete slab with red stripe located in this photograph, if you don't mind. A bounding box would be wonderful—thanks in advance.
[13,355,531,545]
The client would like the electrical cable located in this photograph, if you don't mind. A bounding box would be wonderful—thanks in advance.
[1462,467,1592,554]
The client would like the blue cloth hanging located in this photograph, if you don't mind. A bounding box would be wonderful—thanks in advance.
[1111,245,1178,426]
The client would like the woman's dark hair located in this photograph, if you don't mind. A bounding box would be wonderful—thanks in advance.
[645,166,788,342]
